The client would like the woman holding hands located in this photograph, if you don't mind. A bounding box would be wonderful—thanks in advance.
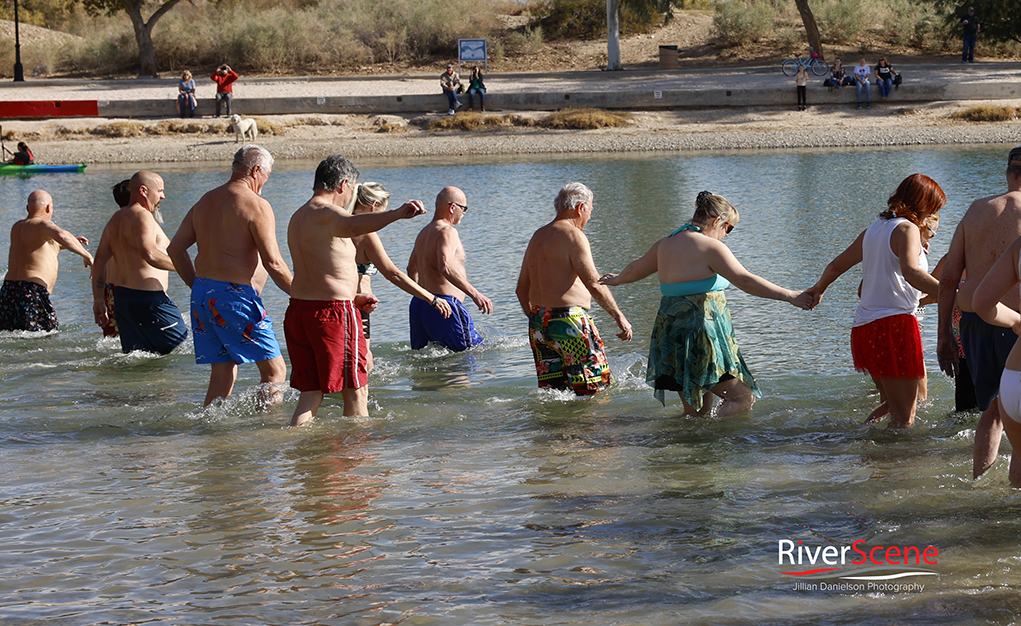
[601,191,812,416]
[808,173,945,427]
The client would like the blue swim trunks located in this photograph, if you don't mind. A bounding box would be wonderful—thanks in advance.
[409,295,482,352]
[113,286,188,355]
[190,277,281,365]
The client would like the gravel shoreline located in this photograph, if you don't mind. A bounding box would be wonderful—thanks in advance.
[6,103,1021,165]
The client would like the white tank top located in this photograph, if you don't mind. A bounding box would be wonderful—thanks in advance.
[852,216,927,327]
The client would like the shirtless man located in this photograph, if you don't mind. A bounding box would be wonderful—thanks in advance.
[285,155,446,426]
[938,145,1021,478]
[92,172,188,355]
[0,190,93,332]
[406,186,492,351]
[168,145,292,407]
[97,180,132,338]
[516,182,632,395]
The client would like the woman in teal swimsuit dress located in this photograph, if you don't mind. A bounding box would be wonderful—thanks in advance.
[601,191,812,416]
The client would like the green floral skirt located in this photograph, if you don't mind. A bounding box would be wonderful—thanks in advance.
[646,292,760,410]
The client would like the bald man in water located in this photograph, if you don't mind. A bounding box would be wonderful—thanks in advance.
[0,190,93,332]
[92,171,188,355]
[406,186,493,351]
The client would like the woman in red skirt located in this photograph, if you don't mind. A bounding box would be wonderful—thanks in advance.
[808,174,946,427]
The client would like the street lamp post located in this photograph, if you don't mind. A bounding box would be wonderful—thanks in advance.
[13,0,25,82]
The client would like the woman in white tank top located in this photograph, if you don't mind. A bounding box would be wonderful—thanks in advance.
[807,174,946,427]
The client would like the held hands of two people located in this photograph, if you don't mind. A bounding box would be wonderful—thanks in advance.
[598,273,621,286]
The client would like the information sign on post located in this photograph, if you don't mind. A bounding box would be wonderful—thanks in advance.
[458,38,488,75]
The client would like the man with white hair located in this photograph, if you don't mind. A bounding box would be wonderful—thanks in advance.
[169,145,293,406]
[91,170,188,354]
[516,182,632,395]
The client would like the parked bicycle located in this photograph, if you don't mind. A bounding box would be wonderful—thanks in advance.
[782,47,829,77]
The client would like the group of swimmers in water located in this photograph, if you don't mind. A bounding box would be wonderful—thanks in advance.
[4,145,1021,486]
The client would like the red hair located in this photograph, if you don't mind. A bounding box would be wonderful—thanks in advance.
[881,173,946,227]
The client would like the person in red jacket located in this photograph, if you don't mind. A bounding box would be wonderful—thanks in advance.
[211,64,239,118]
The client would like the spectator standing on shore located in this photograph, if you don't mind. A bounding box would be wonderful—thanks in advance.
[875,57,898,101]
[853,57,871,109]
[795,65,808,111]
[467,66,486,112]
[960,6,980,63]
[440,63,462,116]
[211,64,239,118]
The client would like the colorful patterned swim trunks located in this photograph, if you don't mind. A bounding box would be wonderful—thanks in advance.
[190,277,281,365]
[528,305,611,395]
[0,280,58,332]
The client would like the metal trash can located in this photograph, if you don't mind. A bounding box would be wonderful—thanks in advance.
[659,45,678,70]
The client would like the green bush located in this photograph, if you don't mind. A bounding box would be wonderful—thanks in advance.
[530,0,660,40]
[713,0,774,46]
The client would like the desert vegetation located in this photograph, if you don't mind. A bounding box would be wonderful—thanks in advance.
[0,0,1019,79]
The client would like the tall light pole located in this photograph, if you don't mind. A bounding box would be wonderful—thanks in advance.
[13,0,25,81]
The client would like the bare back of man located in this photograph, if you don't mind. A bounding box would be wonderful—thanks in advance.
[189,182,287,288]
[409,221,469,301]
[97,205,172,292]
[939,158,1021,479]
[521,221,595,309]
[2,190,93,332]
[8,219,67,293]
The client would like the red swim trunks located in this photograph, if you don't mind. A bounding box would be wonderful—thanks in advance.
[850,313,924,379]
[284,299,368,394]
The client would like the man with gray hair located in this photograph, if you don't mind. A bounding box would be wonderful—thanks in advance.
[285,154,437,426]
[92,170,188,355]
[169,145,292,407]
[516,182,632,395]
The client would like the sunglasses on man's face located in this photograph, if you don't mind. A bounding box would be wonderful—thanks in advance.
[449,201,468,213]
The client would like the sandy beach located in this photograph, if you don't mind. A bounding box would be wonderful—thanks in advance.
[1,98,1018,166]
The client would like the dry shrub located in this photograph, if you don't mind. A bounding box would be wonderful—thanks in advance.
[949,105,1019,122]
[153,120,223,135]
[298,115,338,126]
[91,122,145,138]
[538,108,631,130]
[375,122,408,133]
[504,114,536,127]
[428,112,487,131]
[253,117,284,136]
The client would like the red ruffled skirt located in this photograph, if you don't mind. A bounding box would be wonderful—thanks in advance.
[850,314,925,379]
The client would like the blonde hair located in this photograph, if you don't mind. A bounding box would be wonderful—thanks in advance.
[182,70,192,80]
[350,182,391,212]
[692,190,739,228]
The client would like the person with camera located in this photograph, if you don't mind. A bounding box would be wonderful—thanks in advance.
[211,64,239,118]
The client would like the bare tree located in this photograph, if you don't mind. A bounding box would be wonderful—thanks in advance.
[81,0,183,77]
[793,0,824,58]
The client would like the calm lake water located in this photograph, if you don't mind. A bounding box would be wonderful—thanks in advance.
[3,145,1021,625]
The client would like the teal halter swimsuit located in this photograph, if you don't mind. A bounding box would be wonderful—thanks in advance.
[660,224,731,296]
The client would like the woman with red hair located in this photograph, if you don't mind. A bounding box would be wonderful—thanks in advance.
[808,173,946,427]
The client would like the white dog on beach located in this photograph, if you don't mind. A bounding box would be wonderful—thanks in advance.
[229,114,258,143]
